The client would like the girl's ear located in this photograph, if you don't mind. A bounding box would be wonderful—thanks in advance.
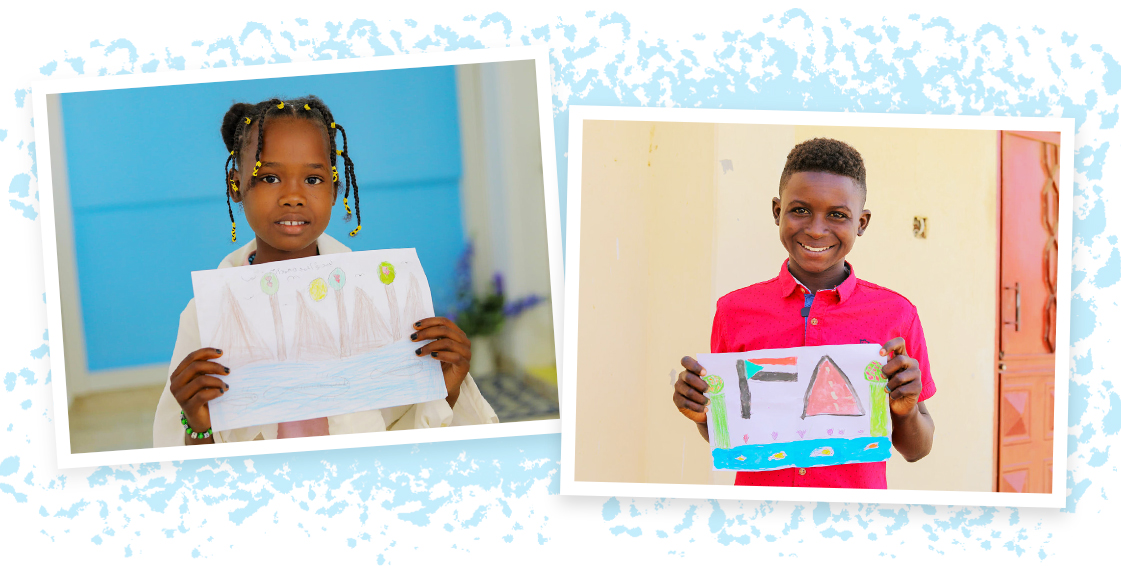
[229,171,244,203]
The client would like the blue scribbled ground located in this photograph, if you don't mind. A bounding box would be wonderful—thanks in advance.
[3,9,1120,561]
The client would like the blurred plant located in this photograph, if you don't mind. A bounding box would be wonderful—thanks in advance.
[449,242,546,337]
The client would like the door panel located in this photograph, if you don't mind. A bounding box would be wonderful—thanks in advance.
[996,130,1059,494]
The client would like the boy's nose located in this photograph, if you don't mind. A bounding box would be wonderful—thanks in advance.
[805,215,829,238]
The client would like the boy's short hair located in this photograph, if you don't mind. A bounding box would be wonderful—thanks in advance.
[778,138,867,201]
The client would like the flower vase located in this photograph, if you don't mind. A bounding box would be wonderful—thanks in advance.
[470,335,497,377]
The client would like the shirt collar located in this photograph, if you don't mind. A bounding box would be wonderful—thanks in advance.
[778,259,857,303]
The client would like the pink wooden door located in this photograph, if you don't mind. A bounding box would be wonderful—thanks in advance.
[996,131,1060,494]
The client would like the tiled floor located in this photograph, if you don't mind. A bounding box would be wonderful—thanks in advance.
[68,384,164,454]
[473,372,560,422]
[67,372,558,453]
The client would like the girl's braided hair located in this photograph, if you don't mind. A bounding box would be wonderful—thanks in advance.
[220,95,361,242]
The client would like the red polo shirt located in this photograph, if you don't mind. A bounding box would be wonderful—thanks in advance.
[710,260,937,489]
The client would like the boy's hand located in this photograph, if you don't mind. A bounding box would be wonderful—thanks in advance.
[169,347,229,444]
[412,317,472,408]
[880,338,922,417]
[674,357,711,441]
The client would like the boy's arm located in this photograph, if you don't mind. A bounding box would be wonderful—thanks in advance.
[881,337,935,462]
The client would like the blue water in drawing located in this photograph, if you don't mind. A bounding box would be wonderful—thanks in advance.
[713,437,892,471]
[209,340,446,431]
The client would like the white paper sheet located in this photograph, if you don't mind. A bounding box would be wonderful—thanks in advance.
[697,343,893,471]
[191,248,447,431]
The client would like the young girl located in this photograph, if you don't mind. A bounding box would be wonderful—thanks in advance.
[153,95,498,446]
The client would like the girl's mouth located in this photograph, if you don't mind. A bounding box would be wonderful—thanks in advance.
[799,242,835,253]
[275,219,311,234]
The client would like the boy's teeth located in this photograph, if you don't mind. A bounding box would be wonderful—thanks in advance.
[802,243,830,252]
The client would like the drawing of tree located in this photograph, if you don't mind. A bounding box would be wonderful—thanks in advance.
[260,272,285,361]
[864,361,889,437]
[402,272,424,337]
[705,374,731,449]
[350,287,392,352]
[329,267,350,358]
[379,261,401,341]
[214,283,273,367]
[291,283,339,361]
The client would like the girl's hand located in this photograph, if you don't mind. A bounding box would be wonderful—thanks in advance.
[880,338,922,417]
[412,317,472,408]
[169,348,229,444]
[674,356,711,441]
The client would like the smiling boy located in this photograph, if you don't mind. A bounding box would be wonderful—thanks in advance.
[672,138,936,489]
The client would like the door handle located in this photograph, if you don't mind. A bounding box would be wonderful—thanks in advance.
[1003,282,1020,331]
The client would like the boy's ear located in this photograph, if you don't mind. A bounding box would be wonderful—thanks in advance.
[857,209,872,236]
[772,197,782,225]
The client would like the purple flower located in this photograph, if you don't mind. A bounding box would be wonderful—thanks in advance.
[503,294,543,318]
[493,272,504,298]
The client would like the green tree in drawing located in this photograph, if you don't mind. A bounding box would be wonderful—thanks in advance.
[329,267,350,357]
[705,374,731,449]
[864,361,889,437]
[260,272,285,361]
[379,261,401,340]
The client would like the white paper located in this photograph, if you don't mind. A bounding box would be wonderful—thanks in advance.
[191,248,447,431]
[697,344,893,471]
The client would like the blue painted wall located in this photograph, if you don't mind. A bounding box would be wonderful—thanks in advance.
[61,67,465,372]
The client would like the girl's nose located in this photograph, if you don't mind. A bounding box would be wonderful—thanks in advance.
[278,182,306,206]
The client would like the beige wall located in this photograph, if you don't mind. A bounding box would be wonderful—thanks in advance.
[574,120,999,492]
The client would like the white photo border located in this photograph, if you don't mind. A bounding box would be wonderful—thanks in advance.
[559,105,1074,509]
[32,45,564,469]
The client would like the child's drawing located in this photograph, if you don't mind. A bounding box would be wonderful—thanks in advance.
[864,361,889,437]
[212,284,273,368]
[260,272,286,361]
[698,343,892,472]
[329,267,350,358]
[192,248,447,431]
[379,261,402,341]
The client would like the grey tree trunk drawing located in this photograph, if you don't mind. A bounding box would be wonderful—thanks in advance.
[260,272,285,361]
[402,272,425,336]
[378,261,401,341]
[329,267,350,358]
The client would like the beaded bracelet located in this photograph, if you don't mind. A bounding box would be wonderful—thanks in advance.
[181,411,213,440]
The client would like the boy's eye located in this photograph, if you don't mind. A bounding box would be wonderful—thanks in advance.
[792,207,809,214]
[830,211,847,218]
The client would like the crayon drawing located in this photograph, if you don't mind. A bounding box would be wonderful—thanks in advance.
[697,343,892,472]
[192,248,447,431]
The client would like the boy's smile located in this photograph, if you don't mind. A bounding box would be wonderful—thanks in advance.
[230,117,336,263]
[772,171,871,293]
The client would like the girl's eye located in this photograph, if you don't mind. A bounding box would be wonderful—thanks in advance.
[306,176,324,185]
[261,174,280,184]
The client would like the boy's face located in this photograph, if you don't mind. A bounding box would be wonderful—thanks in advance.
[772,171,871,279]
[231,117,337,258]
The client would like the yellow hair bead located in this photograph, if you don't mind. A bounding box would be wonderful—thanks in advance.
[244,117,251,125]
[230,150,235,155]
[252,160,261,176]
[304,104,311,110]
[332,166,339,182]
[336,149,342,155]
[330,122,336,129]
[230,180,239,192]
[231,221,237,243]
[277,102,285,109]
[343,197,351,214]
[349,225,362,237]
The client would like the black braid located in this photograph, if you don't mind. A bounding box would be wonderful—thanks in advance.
[220,94,363,240]
[335,123,361,232]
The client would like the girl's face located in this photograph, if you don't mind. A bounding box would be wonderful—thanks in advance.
[230,117,336,261]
